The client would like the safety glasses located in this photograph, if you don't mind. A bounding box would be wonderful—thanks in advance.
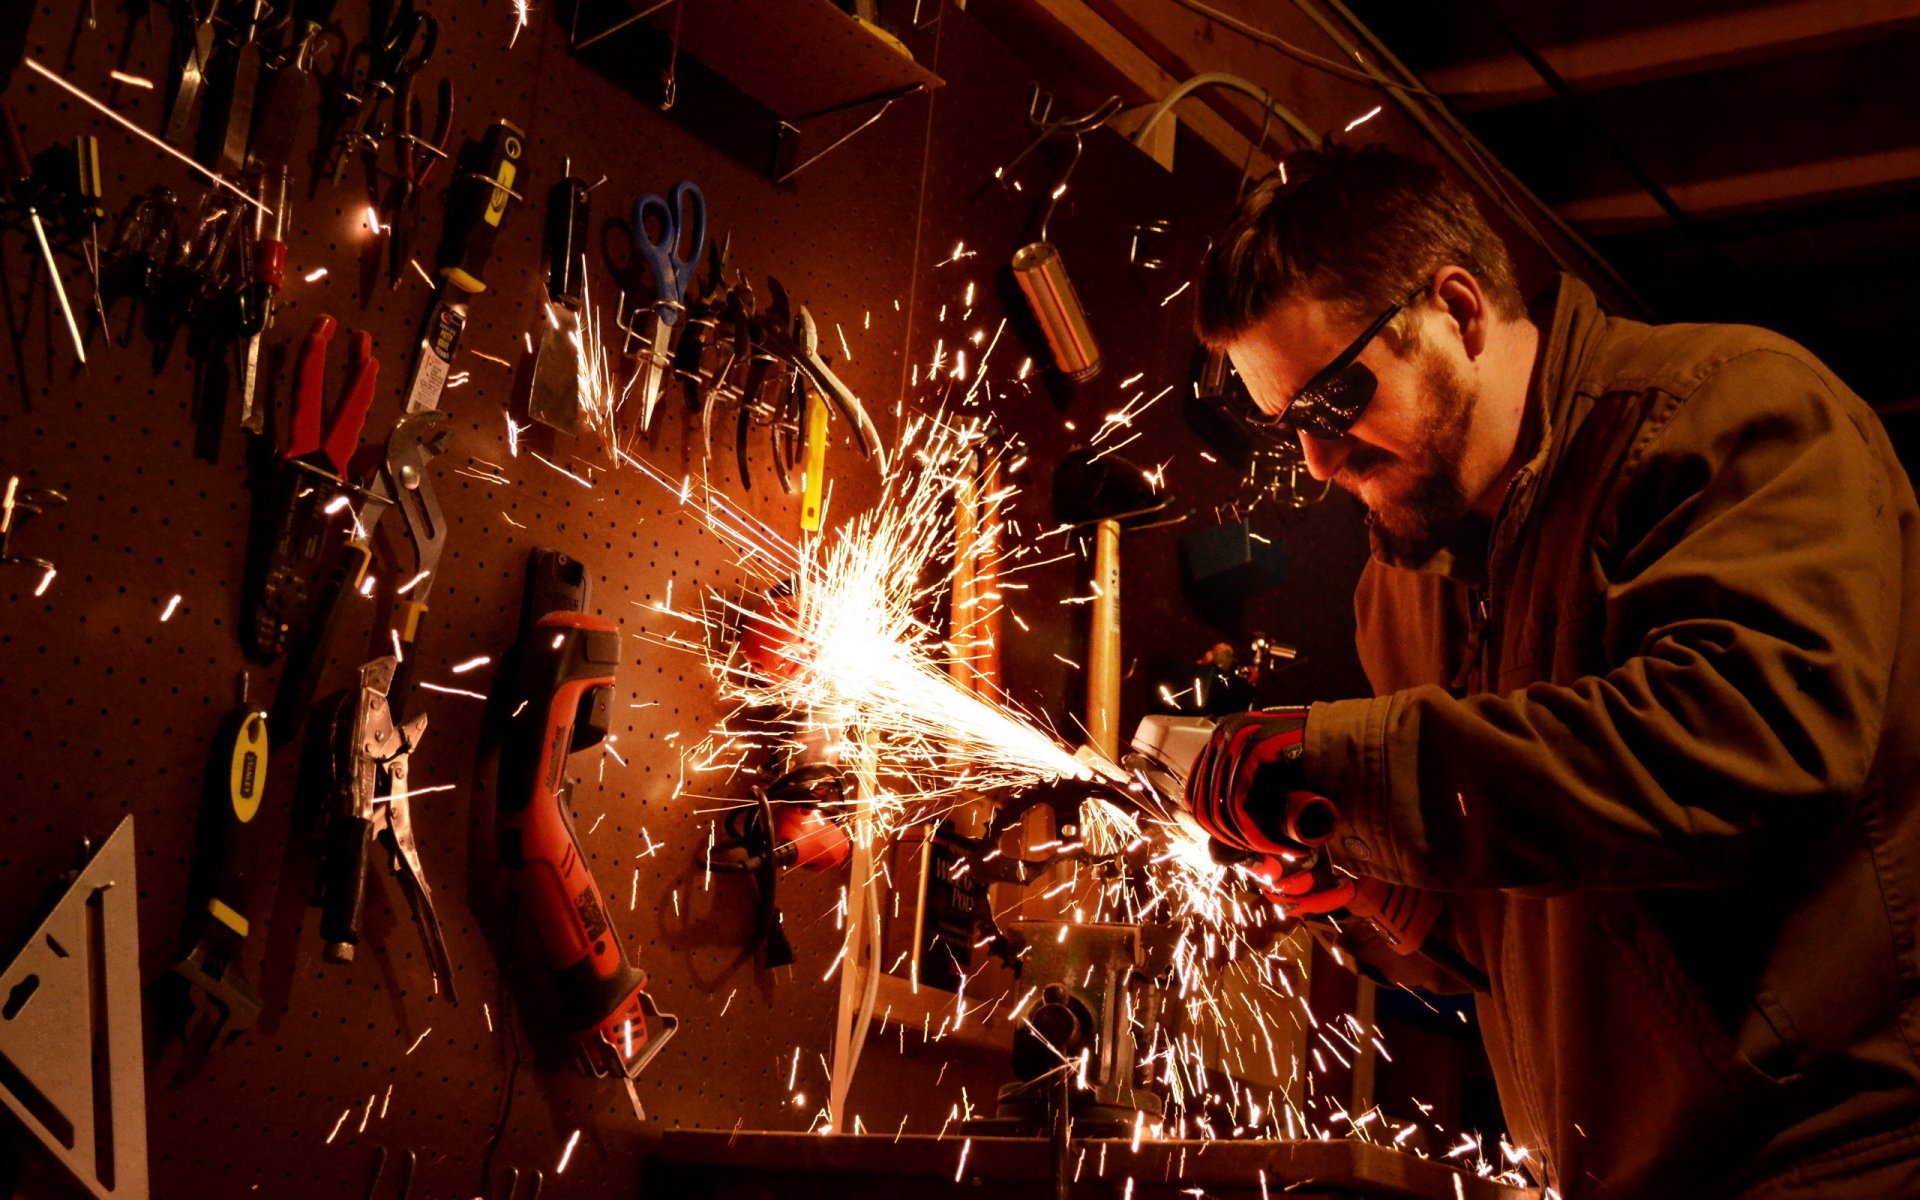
[1264,281,1428,440]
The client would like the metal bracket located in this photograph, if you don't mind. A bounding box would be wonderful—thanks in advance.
[0,815,149,1200]
[771,82,927,185]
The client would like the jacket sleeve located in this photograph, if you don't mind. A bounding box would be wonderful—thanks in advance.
[1306,349,1905,890]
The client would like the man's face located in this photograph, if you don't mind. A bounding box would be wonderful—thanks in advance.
[1225,292,1479,560]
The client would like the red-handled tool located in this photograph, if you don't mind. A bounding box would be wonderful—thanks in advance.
[497,556,676,1112]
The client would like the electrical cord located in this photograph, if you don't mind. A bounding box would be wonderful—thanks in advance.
[1126,71,1316,152]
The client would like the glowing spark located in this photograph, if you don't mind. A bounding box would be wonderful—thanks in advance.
[955,1138,971,1182]
[324,494,351,514]
[325,1108,349,1144]
[159,594,182,621]
[365,205,382,235]
[359,574,376,598]
[451,656,491,673]
[33,566,54,596]
[510,0,532,46]
[396,570,430,594]
[410,258,435,287]
[530,451,593,487]
[1159,280,1192,307]
[405,1028,431,1054]
[1345,105,1384,132]
[557,1129,581,1174]
[304,267,328,282]
[108,70,153,89]
[25,60,268,214]
[418,682,489,700]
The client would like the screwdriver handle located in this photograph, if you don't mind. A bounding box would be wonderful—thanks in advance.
[320,812,373,961]
[72,135,104,227]
[543,175,590,307]
[0,102,34,195]
[440,119,526,294]
[204,706,270,937]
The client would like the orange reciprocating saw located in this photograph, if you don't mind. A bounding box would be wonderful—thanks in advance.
[497,555,677,1098]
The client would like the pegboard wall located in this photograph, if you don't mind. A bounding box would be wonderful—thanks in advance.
[0,2,1393,1198]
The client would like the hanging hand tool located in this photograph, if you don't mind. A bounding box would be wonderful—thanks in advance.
[249,313,376,664]
[2,103,87,365]
[249,0,342,176]
[402,119,525,414]
[495,550,678,1116]
[671,231,729,415]
[630,179,706,437]
[759,277,881,462]
[239,165,290,432]
[104,186,179,345]
[166,0,224,152]
[369,408,452,703]
[156,699,269,1077]
[325,0,437,186]
[217,0,270,173]
[385,73,453,289]
[317,655,459,1001]
[67,134,111,344]
[528,167,590,434]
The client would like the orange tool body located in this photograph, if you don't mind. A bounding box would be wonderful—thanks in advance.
[498,574,677,1086]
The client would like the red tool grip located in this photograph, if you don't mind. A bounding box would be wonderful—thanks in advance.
[287,315,336,462]
[256,238,288,290]
[498,611,665,1076]
[321,331,379,476]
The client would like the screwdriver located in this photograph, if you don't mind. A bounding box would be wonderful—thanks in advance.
[1,103,86,364]
[240,167,289,433]
[70,134,110,341]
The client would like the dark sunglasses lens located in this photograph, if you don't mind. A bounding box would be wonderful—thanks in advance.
[1292,363,1378,439]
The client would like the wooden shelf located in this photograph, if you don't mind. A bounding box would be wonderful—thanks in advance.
[579,0,944,120]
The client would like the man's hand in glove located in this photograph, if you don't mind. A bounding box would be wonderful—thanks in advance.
[1244,854,1441,955]
[1184,708,1337,856]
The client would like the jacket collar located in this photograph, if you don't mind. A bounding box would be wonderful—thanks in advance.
[1371,272,1608,583]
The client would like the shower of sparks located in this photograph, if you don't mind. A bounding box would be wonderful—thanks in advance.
[391,287,1520,1188]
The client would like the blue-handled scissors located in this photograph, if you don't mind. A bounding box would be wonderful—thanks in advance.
[634,179,707,327]
[632,179,708,435]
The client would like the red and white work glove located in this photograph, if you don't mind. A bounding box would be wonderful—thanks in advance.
[1188,710,1440,955]
[1244,855,1441,955]
[1184,708,1333,856]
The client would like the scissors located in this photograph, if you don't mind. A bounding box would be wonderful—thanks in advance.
[632,179,707,436]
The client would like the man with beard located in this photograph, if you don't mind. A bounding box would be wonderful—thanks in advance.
[1180,143,1920,1198]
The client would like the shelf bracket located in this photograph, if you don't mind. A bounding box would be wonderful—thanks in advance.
[771,82,928,185]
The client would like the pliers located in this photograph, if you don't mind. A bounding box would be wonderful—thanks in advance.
[248,314,378,665]
[762,277,882,462]
[387,74,453,288]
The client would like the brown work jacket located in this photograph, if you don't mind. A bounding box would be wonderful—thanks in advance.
[1304,274,1920,1198]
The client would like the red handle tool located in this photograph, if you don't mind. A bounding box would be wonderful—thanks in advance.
[498,609,677,1081]
[286,315,379,475]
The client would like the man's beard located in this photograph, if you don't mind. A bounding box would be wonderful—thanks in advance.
[1343,350,1476,564]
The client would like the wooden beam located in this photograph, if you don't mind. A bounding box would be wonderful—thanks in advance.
[1427,0,1920,109]
[1555,146,1920,232]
